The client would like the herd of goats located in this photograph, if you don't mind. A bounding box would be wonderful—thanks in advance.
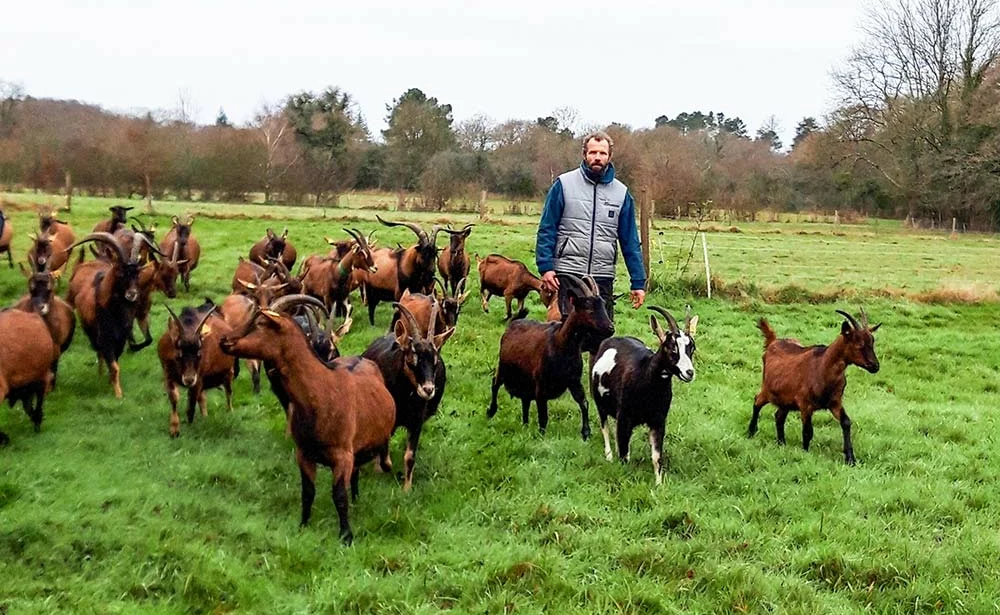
[0,204,881,544]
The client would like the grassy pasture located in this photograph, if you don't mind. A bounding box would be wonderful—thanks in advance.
[0,194,999,614]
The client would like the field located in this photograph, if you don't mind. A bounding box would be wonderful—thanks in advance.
[1,193,999,614]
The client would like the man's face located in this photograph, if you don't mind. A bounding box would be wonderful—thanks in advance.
[584,139,611,174]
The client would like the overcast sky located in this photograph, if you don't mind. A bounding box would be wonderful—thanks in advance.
[2,0,868,148]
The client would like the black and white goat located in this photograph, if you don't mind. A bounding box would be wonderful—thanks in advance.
[590,306,698,485]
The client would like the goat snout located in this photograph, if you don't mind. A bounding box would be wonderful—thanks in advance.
[866,360,880,374]
[417,383,436,400]
[679,369,695,382]
[182,374,198,387]
[125,288,139,302]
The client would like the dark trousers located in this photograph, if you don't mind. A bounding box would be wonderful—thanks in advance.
[556,274,615,323]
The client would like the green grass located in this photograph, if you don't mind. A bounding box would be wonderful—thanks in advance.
[1,194,999,613]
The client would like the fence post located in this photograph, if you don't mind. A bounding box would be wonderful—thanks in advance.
[701,232,711,299]
[640,187,651,281]
[64,171,72,212]
[479,190,488,221]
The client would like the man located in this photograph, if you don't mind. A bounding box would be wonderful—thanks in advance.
[535,130,646,322]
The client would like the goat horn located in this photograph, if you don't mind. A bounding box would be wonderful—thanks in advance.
[835,310,860,330]
[562,275,590,298]
[270,294,328,317]
[304,305,320,338]
[67,232,127,264]
[648,306,680,335]
[436,226,464,235]
[392,302,422,339]
[171,240,180,263]
[427,298,440,339]
[429,224,443,246]
[434,277,447,298]
[129,215,149,232]
[377,215,428,245]
[583,275,600,297]
[171,215,179,226]
[859,306,870,328]
[281,227,288,239]
[195,305,219,335]
[164,304,182,327]
[343,227,364,245]
[136,233,167,260]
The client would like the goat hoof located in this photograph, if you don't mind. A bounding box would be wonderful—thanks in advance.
[846,456,857,466]
[340,530,354,546]
[486,406,497,419]
[581,428,591,441]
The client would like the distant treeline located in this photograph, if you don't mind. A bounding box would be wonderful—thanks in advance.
[2,0,999,230]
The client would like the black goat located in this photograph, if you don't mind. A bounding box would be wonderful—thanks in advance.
[590,306,698,484]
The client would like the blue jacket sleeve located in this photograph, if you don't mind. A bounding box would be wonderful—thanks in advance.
[618,191,647,290]
[535,179,564,274]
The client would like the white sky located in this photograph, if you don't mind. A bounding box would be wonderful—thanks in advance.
[2,0,867,148]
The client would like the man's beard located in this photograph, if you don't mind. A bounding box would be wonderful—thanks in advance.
[588,161,606,174]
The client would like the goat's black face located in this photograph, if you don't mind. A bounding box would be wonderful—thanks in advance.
[122,263,143,302]
[440,298,460,329]
[267,237,286,259]
[28,273,53,316]
[32,237,52,269]
[39,215,53,233]
[176,335,203,387]
[661,331,696,382]
[568,293,614,352]
[402,339,440,401]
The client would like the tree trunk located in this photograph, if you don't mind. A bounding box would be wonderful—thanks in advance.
[479,189,488,220]
[144,173,154,214]
[64,170,72,212]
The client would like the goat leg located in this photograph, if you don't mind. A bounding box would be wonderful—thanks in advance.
[599,414,613,461]
[296,449,317,526]
[520,397,531,426]
[109,359,122,399]
[749,393,766,437]
[250,360,261,395]
[616,418,633,463]
[402,422,423,492]
[223,376,233,412]
[167,382,181,437]
[775,407,790,445]
[28,386,44,432]
[186,387,198,424]
[649,426,665,486]
[503,294,514,320]
[569,379,591,441]
[330,455,354,544]
[801,409,814,451]
[198,389,208,418]
[536,397,549,435]
[487,367,502,418]
[128,316,153,352]
[480,290,490,313]
[832,404,856,465]
[350,467,360,502]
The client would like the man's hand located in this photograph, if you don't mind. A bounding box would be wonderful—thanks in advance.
[630,289,646,308]
[541,271,560,293]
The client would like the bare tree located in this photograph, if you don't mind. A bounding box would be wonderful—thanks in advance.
[0,80,25,138]
[253,102,301,203]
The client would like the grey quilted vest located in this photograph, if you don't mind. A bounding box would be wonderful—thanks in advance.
[552,167,628,278]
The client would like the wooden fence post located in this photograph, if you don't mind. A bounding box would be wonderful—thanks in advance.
[640,187,651,283]
[64,171,72,212]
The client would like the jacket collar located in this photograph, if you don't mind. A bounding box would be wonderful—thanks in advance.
[580,161,616,185]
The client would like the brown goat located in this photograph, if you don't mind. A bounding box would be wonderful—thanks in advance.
[487,276,614,439]
[477,253,556,319]
[158,302,236,437]
[0,208,12,268]
[13,262,76,386]
[33,209,76,274]
[436,224,474,296]
[0,309,57,445]
[249,227,297,269]
[159,216,201,292]
[128,249,182,351]
[389,278,469,336]
[219,299,396,544]
[748,309,881,465]
[360,217,442,325]
[66,232,153,398]
[300,228,377,316]
[92,205,134,234]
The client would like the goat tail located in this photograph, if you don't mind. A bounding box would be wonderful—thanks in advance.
[512,307,529,320]
[757,318,777,348]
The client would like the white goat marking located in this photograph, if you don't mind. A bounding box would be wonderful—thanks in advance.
[591,348,617,397]
[650,431,663,485]
[675,333,695,381]
[601,421,613,461]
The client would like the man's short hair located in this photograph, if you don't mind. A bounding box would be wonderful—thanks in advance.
[581,130,614,155]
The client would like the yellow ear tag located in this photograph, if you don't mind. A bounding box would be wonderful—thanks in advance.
[262,309,281,321]
[200,325,212,339]
[689,315,699,336]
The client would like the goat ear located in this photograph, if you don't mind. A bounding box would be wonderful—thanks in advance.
[400,288,411,300]
[649,314,667,344]
[870,322,882,332]
[688,315,699,336]
[393,319,411,349]
[261,310,282,326]
[266,228,275,239]
[433,327,455,350]
[841,320,853,337]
